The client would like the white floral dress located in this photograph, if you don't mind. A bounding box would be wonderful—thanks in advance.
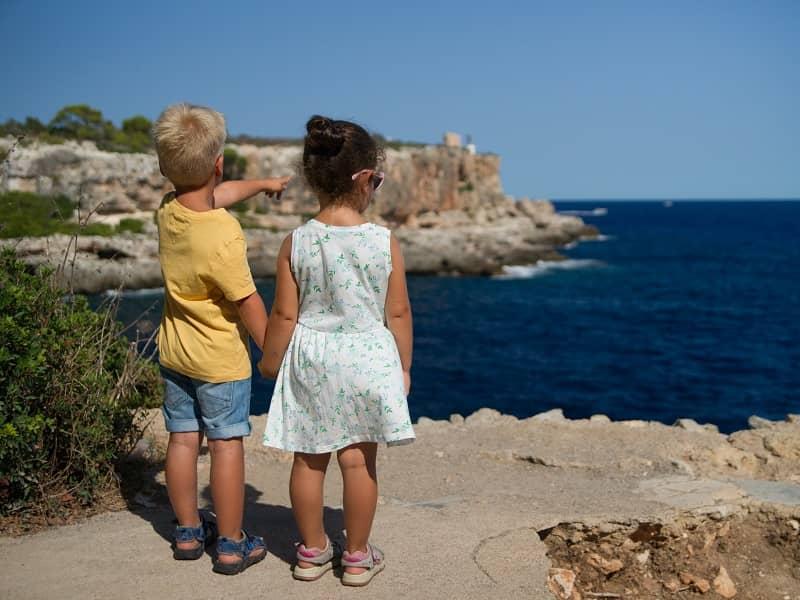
[263,219,415,453]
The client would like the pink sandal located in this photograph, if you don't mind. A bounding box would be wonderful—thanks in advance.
[293,536,341,581]
[341,543,385,587]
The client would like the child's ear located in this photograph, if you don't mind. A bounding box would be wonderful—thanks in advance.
[358,172,372,196]
[215,154,224,177]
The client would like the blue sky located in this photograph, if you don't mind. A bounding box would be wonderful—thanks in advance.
[1,1,798,199]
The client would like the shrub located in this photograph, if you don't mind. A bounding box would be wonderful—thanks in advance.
[48,104,111,144]
[116,218,145,235]
[0,191,76,238]
[223,147,248,182]
[0,192,150,238]
[118,116,152,153]
[2,106,154,154]
[80,222,116,236]
[0,250,161,515]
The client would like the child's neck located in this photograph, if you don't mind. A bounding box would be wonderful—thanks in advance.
[175,178,217,212]
[315,204,367,227]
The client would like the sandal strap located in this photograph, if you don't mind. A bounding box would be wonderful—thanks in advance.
[296,537,342,565]
[175,514,215,543]
[295,536,337,565]
[342,543,383,569]
[175,524,203,543]
[217,530,266,557]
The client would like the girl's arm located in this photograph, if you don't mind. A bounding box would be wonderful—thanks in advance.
[213,176,291,209]
[258,234,299,378]
[385,234,413,393]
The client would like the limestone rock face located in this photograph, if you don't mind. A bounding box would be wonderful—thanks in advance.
[2,140,170,214]
[1,138,597,292]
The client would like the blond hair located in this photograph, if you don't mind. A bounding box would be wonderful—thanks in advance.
[152,103,226,188]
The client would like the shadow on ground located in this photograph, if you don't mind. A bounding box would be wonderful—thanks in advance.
[120,457,343,566]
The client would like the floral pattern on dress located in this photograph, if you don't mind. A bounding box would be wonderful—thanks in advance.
[263,219,415,453]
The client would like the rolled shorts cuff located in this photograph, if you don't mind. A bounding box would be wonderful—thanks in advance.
[205,420,252,440]
[163,415,206,433]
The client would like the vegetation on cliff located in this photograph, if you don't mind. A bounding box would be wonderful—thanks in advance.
[0,250,161,518]
[0,191,145,239]
[1,105,153,153]
[1,105,431,155]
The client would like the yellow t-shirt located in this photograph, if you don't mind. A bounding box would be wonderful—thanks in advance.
[156,193,257,382]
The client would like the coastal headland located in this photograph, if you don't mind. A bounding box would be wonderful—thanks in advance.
[0,138,596,293]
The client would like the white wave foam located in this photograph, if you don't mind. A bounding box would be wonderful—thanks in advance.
[103,287,164,298]
[493,259,604,280]
[559,207,608,216]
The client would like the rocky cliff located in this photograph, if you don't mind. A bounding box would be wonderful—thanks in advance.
[1,138,597,292]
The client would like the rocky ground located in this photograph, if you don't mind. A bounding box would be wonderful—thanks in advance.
[1,408,798,599]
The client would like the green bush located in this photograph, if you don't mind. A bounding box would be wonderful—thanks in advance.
[116,218,145,235]
[223,147,248,182]
[0,191,76,238]
[0,192,150,238]
[0,250,161,515]
[48,104,110,144]
[80,222,116,236]
[1,106,153,154]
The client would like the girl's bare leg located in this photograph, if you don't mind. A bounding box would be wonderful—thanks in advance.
[291,451,331,568]
[337,442,378,575]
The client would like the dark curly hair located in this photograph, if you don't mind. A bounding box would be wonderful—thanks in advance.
[301,115,383,201]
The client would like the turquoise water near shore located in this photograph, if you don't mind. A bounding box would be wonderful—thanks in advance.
[107,201,800,433]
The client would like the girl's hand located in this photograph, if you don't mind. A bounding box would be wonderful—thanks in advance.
[264,176,291,200]
[403,370,411,396]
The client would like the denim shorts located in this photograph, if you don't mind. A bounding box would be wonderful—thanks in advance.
[160,366,252,439]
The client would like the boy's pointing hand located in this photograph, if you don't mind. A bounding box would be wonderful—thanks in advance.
[264,176,291,200]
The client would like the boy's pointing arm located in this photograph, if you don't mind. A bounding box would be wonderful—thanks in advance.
[213,176,291,209]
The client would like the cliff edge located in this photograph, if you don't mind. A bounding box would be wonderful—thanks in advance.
[1,139,597,292]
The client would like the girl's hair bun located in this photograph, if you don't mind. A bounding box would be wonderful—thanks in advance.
[305,115,345,156]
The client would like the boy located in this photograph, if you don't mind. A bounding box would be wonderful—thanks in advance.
[152,102,288,575]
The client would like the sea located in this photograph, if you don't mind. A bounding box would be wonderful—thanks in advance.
[105,201,800,434]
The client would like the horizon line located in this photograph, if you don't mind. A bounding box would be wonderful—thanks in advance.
[548,197,800,202]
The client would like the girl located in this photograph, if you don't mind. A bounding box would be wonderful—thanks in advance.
[259,115,415,586]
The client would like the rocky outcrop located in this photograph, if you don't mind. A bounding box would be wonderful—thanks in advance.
[1,139,511,221]
[1,139,597,292]
[2,406,798,598]
[1,140,169,216]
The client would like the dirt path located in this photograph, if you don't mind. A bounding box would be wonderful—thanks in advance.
[2,410,799,599]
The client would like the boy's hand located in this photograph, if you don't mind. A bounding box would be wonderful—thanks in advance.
[403,370,411,395]
[213,176,291,209]
[264,176,291,200]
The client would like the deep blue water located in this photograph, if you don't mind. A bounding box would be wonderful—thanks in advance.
[108,201,800,433]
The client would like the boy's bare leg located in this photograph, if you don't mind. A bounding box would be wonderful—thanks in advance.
[207,437,263,564]
[338,442,378,575]
[165,431,204,551]
[291,452,331,568]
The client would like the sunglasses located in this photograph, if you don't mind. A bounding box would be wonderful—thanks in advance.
[351,169,385,191]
